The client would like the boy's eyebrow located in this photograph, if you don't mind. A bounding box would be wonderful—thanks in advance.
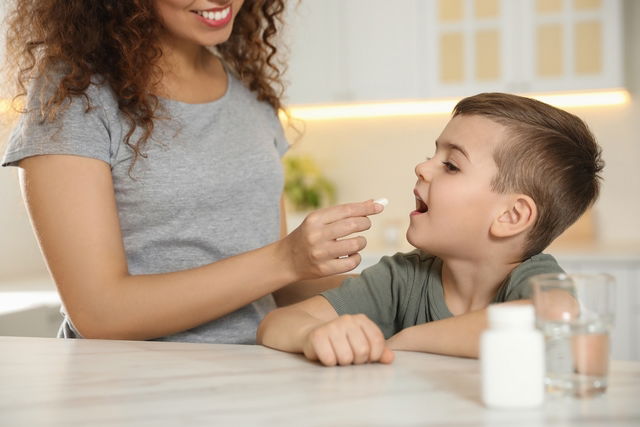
[435,140,471,161]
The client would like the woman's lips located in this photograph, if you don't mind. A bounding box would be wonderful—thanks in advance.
[192,4,233,28]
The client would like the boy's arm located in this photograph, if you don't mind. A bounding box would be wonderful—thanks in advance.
[386,299,532,358]
[257,295,394,366]
[257,295,338,353]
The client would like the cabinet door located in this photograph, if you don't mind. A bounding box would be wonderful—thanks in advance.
[424,0,517,97]
[341,0,425,102]
[519,0,623,92]
[284,0,347,105]
[284,0,425,105]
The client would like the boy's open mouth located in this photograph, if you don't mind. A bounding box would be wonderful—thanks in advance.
[415,194,429,214]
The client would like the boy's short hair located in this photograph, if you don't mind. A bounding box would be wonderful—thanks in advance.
[453,93,604,260]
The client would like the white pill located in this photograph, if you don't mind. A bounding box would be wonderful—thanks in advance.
[374,198,389,207]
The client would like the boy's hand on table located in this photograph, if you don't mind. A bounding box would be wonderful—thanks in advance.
[302,314,395,366]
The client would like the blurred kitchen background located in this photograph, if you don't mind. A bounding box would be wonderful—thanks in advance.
[1,1,639,360]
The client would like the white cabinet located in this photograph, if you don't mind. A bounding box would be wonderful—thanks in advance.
[283,0,345,104]
[284,0,427,104]
[425,0,623,96]
[424,0,519,97]
[519,0,623,92]
[284,0,623,104]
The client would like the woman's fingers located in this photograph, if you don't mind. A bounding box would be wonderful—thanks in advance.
[324,216,373,241]
[327,236,367,259]
[310,200,383,225]
[283,199,387,281]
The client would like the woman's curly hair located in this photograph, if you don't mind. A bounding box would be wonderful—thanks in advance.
[4,0,286,167]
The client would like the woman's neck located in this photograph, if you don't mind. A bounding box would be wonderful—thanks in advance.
[154,35,227,103]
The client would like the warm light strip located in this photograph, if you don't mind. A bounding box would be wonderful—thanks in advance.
[531,89,630,109]
[284,99,459,121]
[0,89,629,120]
[0,98,13,114]
[283,89,630,121]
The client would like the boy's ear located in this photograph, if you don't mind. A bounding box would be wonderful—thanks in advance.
[490,194,537,238]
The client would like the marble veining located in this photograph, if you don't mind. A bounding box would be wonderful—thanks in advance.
[1,336,639,426]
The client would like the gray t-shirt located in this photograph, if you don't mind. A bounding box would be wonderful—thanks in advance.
[322,250,563,338]
[2,71,289,344]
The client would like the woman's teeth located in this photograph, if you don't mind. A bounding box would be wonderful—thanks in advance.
[195,7,230,21]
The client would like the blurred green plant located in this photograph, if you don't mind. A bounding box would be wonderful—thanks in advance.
[283,155,336,212]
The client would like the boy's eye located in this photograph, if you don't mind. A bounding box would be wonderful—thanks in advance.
[442,161,460,172]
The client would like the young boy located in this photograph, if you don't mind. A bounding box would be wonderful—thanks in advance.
[257,93,603,366]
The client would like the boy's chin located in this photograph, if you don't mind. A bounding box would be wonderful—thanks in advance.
[406,228,427,251]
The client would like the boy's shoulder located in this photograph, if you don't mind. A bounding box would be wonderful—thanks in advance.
[515,253,563,275]
[382,249,439,269]
[498,253,563,301]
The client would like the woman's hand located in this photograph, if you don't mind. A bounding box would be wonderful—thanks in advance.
[302,314,395,366]
[279,200,384,281]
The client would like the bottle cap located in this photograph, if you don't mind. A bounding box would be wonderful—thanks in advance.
[487,304,535,330]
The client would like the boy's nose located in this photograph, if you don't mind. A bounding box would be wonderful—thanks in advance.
[415,158,433,181]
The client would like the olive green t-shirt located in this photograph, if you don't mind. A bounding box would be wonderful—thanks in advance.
[321,250,563,339]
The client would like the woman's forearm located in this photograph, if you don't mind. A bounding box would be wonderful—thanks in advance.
[272,275,354,307]
[69,241,298,340]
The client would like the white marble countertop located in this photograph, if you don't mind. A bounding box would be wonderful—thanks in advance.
[1,337,639,426]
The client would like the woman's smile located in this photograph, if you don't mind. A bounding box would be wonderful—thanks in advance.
[191,4,233,27]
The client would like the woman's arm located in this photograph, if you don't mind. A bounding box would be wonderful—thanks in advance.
[19,155,381,340]
[386,300,532,358]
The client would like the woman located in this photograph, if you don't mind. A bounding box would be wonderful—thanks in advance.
[1,0,382,343]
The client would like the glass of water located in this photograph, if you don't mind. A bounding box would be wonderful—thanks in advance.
[530,273,615,398]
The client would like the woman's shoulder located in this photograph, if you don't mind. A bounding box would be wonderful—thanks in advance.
[25,70,120,119]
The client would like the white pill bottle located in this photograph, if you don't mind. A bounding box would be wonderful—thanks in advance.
[481,304,545,408]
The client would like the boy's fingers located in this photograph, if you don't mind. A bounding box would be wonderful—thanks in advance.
[316,200,383,225]
[360,321,386,362]
[309,338,337,367]
[346,327,371,365]
[380,347,395,364]
[330,333,355,366]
